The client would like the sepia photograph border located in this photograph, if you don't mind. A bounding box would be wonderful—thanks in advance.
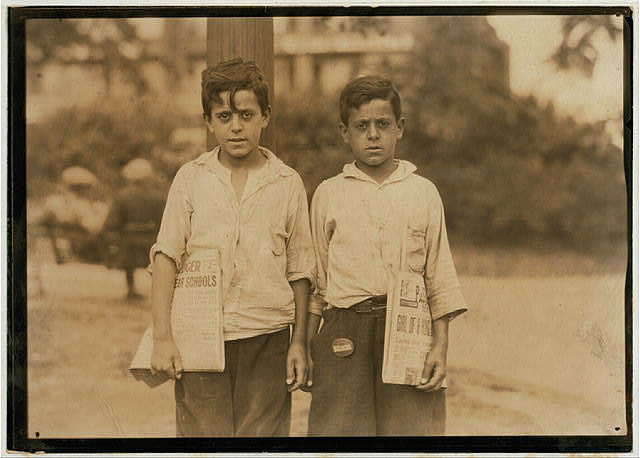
[6,4,635,454]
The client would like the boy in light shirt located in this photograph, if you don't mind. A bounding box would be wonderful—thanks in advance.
[150,58,315,436]
[307,75,467,436]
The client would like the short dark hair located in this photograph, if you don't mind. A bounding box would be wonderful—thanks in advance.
[339,75,402,125]
[201,57,270,120]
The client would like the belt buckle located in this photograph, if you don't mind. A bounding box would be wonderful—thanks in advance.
[370,296,388,312]
[362,303,375,313]
[354,297,387,314]
[353,300,372,313]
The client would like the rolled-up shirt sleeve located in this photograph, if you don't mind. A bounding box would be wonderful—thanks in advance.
[284,174,316,288]
[309,182,330,316]
[149,167,193,272]
[424,189,468,321]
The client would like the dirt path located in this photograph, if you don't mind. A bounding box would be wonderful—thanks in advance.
[26,260,627,437]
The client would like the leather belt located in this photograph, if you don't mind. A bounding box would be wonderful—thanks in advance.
[351,295,388,313]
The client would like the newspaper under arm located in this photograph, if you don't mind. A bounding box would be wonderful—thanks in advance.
[129,249,225,387]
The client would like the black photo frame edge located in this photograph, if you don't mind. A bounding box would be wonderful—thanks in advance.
[6,4,635,454]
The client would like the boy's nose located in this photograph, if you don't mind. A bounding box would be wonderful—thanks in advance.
[230,114,242,132]
[367,124,380,139]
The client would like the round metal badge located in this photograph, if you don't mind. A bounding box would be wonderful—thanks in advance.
[331,338,355,358]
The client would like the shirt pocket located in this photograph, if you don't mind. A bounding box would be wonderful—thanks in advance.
[405,223,427,274]
[270,224,289,257]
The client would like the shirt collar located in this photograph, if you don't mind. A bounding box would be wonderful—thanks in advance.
[342,159,417,185]
[194,146,293,180]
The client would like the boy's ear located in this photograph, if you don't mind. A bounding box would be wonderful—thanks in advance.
[396,116,406,139]
[203,113,214,133]
[261,105,272,127]
[339,122,350,145]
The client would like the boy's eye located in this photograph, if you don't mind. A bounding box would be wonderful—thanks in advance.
[216,111,231,121]
[241,111,254,120]
[355,122,368,131]
[376,119,392,129]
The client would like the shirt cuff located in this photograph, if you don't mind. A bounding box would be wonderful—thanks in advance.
[148,242,184,273]
[309,294,327,316]
[429,287,468,321]
[287,269,316,291]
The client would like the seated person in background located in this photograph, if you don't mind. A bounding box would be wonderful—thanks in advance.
[40,166,109,264]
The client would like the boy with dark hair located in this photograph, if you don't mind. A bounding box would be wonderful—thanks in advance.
[150,57,314,436]
[306,75,467,436]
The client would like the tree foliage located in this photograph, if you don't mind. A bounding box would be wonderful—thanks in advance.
[551,16,622,76]
[401,16,625,247]
[26,96,188,198]
[276,16,626,251]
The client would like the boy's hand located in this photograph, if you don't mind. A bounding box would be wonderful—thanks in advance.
[416,343,447,391]
[151,337,183,380]
[286,340,308,392]
[305,345,314,390]
[304,312,322,391]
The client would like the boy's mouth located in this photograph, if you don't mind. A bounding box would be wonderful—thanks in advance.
[366,146,383,151]
[228,138,246,143]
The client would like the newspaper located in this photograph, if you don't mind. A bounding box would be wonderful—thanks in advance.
[382,270,433,385]
[130,248,225,386]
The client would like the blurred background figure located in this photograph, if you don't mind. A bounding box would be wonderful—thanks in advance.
[38,166,109,264]
[103,158,166,300]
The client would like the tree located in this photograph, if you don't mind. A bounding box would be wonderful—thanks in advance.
[551,16,622,76]
[397,16,626,248]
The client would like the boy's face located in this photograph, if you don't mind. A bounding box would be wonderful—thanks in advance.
[340,98,405,171]
[206,89,270,161]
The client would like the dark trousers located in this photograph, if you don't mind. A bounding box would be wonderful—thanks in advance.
[175,327,291,437]
[308,308,446,436]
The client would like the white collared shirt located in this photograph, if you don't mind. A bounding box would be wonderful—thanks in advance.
[151,146,315,340]
[310,160,467,321]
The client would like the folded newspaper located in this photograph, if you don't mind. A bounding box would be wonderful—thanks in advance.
[129,249,225,387]
[382,270,433,385]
